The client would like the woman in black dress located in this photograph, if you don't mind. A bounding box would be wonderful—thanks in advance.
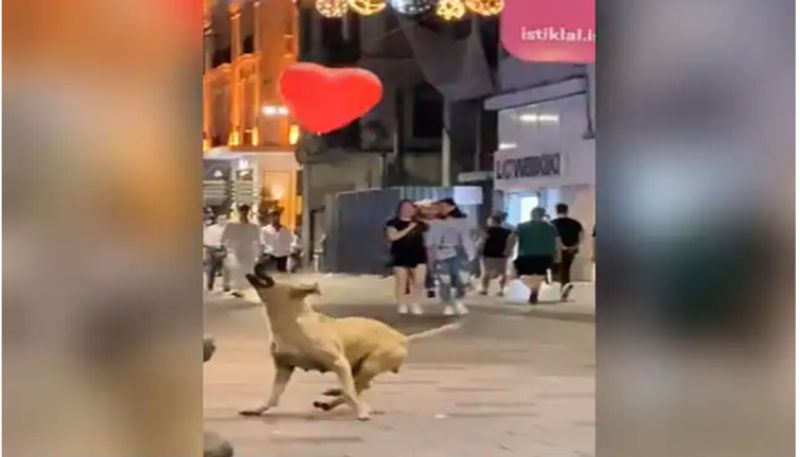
[385,199,428,315]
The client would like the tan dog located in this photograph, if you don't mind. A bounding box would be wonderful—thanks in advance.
[239,272,462,421]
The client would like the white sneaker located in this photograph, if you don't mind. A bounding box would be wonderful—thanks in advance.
[454,301,470,316]
[410,303,424,315]
[443,305,455,316]
[398,304,409,315]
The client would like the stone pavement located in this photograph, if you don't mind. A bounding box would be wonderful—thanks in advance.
[222,273,595,322]
[204,274,595,457]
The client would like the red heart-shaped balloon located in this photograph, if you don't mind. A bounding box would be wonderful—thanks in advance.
[279,63,383,134]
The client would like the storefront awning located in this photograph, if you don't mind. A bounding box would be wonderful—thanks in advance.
[484,77,586,111]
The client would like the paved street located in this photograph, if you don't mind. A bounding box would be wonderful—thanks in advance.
[204,275,595,457]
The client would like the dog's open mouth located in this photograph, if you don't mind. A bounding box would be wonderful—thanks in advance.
[246,272,275,289]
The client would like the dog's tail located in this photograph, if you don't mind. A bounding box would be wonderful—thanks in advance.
[406,322,463,342]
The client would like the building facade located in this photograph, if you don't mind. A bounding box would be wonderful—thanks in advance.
[483,55,596,281]
[203,0,301,228]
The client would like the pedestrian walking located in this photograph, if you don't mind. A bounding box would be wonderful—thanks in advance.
[385,199,429,315]
[222,204,261,297]
[316,233,328,272]
[415,199,440,298]
[477,214,515,296]
[289,229,302,273]
[427,198,475,316]
[512,207,562,305]
[496,211,513,230]
[204,206,215,226]
[551,203,585,300]
[261,213,294,273]
[204,214,230,292]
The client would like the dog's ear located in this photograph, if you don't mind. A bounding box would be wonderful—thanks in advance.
[290,283,320,298]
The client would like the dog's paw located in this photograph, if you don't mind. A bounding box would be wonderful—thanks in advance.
[312,401,334,411]
[321,388,342,397]
[356,405,372,421]
[239,408,268,417]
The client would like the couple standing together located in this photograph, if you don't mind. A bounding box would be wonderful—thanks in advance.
[385,198,474,316]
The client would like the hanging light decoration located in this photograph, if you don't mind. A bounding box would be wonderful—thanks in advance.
[388,0,436,16]
[347,0,387,15]
[315,0,348,18]
[436,0,466,20]
[464,0,504,16]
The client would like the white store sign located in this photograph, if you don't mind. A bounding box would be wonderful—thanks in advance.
[493,93,595,192]
[494,147,564,191]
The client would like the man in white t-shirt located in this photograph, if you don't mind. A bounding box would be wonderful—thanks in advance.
[261,216,294,273]
[203,214,230,292]
[222,204,261,296]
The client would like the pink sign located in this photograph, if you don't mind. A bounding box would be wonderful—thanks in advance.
[501,0,595,64]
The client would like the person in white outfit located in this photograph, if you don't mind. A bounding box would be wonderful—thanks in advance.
[222,204,261,297]
[261,214,295,273]
[426,198,475,316]
[288,230,302,272]
[203,214,230,292]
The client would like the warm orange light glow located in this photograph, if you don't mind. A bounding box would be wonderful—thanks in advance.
[348,0,386,15]
[288,124,301,145]
[205,0,298,152]
[464,0,504,16]
[228,130,241,146]
[437,0,466,20]
[316,0,348,17]
[263,171,298,228]
[271,184,285,200]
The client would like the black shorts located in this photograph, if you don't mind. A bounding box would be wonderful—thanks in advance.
[255,254,289,273]
[273,256,288,272]
[514,255,554,276]
[390,251,427,269]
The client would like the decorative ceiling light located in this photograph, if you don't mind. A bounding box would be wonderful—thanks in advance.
[315,0,348,18]
[436,0,466,20]
[348,0,387,15]
[464,0,504,16]
[388,0,436,16]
